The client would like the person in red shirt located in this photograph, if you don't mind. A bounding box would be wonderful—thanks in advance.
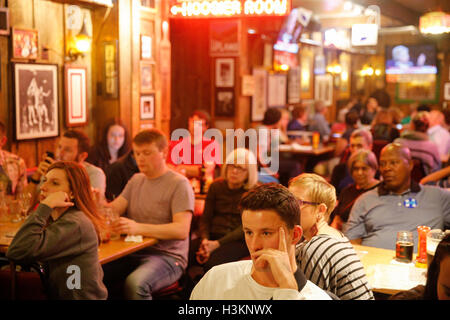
[167,110,219,179]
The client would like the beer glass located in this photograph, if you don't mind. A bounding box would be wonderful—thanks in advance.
[396,231,413,263]
[426,229,445,268]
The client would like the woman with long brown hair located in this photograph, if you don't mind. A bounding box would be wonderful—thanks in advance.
[7,161,108,299]
[87,118,131,173]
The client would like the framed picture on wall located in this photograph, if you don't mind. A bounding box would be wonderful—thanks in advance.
[140,61,154,93]
[140,94,155,120]
[267,73,287,107]
[215,89,235,117]
[12,28,39,60]
[13,62,59,140]
[444,82,450,101]
[65,65,87,127]
[252,67,267,122]
[141,35,153,60]
[103,40,118,99]
[314,74,333,107]
[0,8,10,36]
[215,58,234,87]
[300,48,314,99]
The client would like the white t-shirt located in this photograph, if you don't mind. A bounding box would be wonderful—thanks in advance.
[190,260,332,300]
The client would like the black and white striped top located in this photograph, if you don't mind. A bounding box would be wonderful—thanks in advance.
[296,234,374,300]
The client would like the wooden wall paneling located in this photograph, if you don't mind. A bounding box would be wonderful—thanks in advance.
[130,0,141,137]
[118,0,132,136]
[236,18,250,130]
[92,4,119,144]
[0,38,8,144]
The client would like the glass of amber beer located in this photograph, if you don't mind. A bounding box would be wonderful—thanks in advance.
[396,231,414,263]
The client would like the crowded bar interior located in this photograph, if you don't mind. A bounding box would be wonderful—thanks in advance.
[0,0,449,304]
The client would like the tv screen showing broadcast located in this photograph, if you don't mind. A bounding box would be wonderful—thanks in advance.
[385,44,437,75]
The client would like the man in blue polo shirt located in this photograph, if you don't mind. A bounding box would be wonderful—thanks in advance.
[343,143,450,250]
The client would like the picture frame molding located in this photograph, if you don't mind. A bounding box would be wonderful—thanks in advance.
[11,27,39,60]
[13,62,59,140]
[65,64,88,127]
[140,94,155,120]
[215,58,235,88]
[214,88,235,118]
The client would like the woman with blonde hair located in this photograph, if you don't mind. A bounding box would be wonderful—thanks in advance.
[289,173,374,300]
[194,148,258,273]
[7,161,108,299]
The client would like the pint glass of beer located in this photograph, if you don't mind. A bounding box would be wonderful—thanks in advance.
[396,231,413,263]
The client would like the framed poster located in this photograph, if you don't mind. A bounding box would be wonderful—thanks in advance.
[65,65,87,127]
[103,40,118,98]
[14,63,59,140]
[12,28,39,60]
[252,67,267,122]
[396,80,439,104]
[339,52,351,99]
[140,61,154,93]
[300,48,314,99]
[267,73,287,107]
[445,82,450,101]
[215,58,234,87]
[314,74,333,107]
[0,8,10,36]
[215,89,235,117]
[141,35,153,60]
[287,66,301,104]
[140,94,155,120]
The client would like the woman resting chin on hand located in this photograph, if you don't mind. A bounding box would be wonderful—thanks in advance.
[7,161,108,300]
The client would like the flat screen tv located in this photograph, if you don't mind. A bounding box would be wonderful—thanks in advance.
[385,44,437,75]
[273,8,302,54]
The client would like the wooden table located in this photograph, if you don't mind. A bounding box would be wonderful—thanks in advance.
[352,244,427,296]
[279,144,335,172]
[1,221,157,264]
[279,144,335,156]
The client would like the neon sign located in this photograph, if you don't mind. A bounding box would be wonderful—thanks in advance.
[170,0,290,18]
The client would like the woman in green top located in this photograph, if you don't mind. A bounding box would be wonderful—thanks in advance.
[7,161,108,299]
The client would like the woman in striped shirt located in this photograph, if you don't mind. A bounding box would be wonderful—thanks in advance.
[289,173,374,300]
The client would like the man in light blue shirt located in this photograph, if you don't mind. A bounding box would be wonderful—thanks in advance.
[343,143,450,250]
[308,100,331,142]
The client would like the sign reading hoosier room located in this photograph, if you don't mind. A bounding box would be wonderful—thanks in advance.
[170,0,291,18]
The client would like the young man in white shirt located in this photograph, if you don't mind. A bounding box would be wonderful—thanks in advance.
[190,183,331,300]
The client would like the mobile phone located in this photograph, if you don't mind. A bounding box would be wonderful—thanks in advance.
[45,151,55,163]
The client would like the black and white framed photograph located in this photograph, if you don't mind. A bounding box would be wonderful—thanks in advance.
[14,63,59,140]
[215,58,234,87]
[140,94,155,120]
[215,89,235,117]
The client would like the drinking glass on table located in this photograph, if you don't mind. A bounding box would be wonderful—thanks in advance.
[396,231,414,263]
[10,200,22,223]
[105,207,120,241]
[18,192,32,220]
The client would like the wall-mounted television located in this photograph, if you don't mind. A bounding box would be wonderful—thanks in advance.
[273,8,303,54]
[385,44,437,75]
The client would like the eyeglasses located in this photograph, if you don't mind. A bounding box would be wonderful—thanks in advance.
[228,164,247,173]
[297,199,321,206]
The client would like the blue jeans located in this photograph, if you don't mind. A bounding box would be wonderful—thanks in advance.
[103,252,184,300]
